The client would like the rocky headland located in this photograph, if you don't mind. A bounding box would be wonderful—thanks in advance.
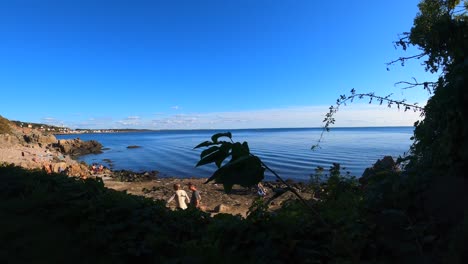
[1,115,401,217]
[0,118,95,177]
[0,116,315,216]
[54,138,103,156]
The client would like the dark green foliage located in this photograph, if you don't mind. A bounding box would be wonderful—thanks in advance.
[0,165,210,263]
[195,134,314,213]
[398,2,468,263]
[314,1,467,262]
[2,2,466,263]
[0,165,367,263]
[195,133,265,192]
[2,159,461,263]
[207,155,264,193]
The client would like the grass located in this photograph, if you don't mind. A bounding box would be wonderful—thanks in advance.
[0,115,12,135]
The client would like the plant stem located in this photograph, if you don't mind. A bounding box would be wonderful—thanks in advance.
[258,157,330,228]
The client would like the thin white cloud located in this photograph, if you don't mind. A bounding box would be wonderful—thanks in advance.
[116,116,142,127]
[59,103,425,129]
[73,117,114,129]
[171,106,180,110]
[40,117,67,127]
[42,117,57,121]
[144,103,424,130]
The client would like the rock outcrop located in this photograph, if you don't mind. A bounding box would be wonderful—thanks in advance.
[0,116,99,179]
[53,138,103,156]
[23,133,57,147]
[360,156,400,185]
[0,117,57,148]
[65,163,93,178]
[0,134,21,147]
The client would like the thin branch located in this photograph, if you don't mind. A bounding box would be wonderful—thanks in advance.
[257,158,330,228]
[392,33,411,50]
[394,79,437,94]
[312,90,424,149]
[386,53,427,69]
[227,137,329,227]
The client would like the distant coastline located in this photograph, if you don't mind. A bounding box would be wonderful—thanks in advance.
[55,125,414,135]
[9,116,414,136]
[54,128,154,135]
[56,126,414,180]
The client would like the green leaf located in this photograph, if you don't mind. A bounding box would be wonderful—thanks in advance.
[224,154,251,167]
[205,156,265,193]
[242,141,250,152]
[196,149,228,168]
[196,143,232,168]
[194,140,215,149]
[215,143,232,168]
[231,142,250,160]
[200,146,219,159]
[211,132,232,143]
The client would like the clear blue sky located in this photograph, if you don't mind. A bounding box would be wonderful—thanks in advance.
[0,0,436,129]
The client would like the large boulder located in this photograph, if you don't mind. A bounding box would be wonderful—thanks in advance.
[23,133,57,147]
[360,156,399,185]
[54,138,103,156]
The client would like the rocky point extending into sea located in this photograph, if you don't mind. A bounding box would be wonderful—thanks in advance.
[0,115,398,217]
[0,116,317,216]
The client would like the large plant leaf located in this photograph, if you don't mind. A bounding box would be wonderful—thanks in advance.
[231,142,250,160]
[196,149,227,168]
[196,143,232,168]
[205,155,265,193]
[211,132,232,143]
[216,143,233,168]
[194,140,215,149]
[200,146,219,159]
[242,141,250,153]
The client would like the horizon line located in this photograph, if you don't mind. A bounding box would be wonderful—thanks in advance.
[69,125,415,131]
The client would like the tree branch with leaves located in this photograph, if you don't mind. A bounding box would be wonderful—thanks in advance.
[194,132,330,227]
[312,88,425,150]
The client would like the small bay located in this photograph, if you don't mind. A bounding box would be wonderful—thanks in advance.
[56,127,414,181]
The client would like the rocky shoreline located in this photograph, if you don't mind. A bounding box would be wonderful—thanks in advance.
[1,116,400,217]
[0,123,103,177]
[102,174,313,217]
[0,118,313,216]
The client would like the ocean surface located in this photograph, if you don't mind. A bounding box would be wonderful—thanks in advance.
[56,127,414,182]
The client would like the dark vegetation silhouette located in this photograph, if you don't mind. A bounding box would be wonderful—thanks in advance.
[193,0,468,262]
[1,1,466,263]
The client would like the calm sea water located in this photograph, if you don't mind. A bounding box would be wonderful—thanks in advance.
[56,127,414,181]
